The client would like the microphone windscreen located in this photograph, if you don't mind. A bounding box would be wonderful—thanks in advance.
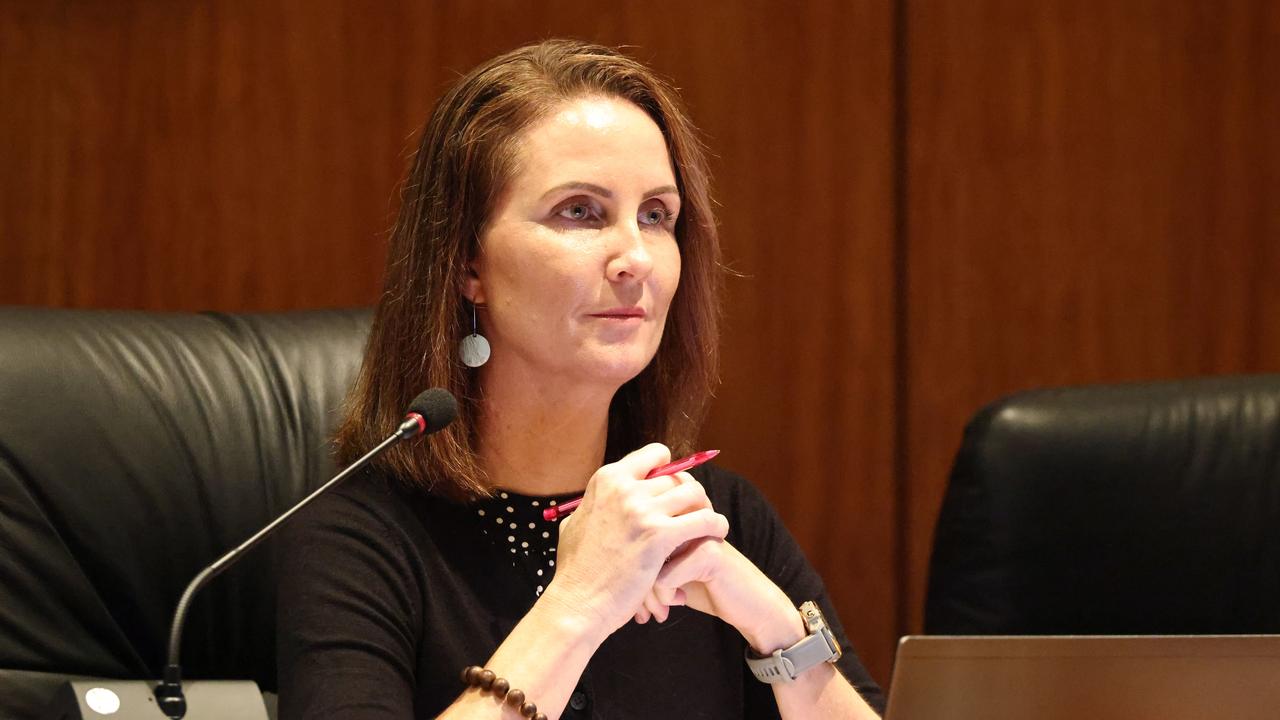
[407,388,459,435]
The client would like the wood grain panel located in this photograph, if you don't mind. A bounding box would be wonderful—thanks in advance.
[0,0,900,684]
[904,0,1280,634]
[1,1,407,309]
[678,1,900,685]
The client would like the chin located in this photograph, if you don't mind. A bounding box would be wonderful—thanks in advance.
[580,347,659,387]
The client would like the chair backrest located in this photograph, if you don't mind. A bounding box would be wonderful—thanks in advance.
[0,307,370,711]
[926,375,1280,634]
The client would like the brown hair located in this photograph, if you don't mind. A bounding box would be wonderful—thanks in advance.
[334,39,721,499]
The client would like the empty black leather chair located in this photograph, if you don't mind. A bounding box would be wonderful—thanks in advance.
[0,308,370,718]
[926,375,1280,635]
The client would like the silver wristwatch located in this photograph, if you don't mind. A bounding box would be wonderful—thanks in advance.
[745,601,843,683]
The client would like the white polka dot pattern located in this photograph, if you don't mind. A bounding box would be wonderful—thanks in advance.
[472,488,573,598]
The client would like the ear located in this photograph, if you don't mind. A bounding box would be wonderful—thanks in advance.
[461,261,485,305]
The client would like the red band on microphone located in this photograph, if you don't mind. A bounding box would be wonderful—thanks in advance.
[407,412,426,435]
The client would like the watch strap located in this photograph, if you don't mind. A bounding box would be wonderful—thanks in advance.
[745,627,840,684]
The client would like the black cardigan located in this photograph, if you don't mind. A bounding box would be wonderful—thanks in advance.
[276,464,885,718]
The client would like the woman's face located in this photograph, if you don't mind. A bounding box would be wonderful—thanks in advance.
[468,95,682,390]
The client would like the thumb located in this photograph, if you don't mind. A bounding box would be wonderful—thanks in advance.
[653,537,719,604]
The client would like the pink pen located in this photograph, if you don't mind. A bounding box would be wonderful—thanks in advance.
[542,449,720,522]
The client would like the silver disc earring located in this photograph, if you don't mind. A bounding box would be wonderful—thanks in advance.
[458,302,491,368]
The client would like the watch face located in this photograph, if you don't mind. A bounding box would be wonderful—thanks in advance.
[800,601,843,661]
[801,601,825,631]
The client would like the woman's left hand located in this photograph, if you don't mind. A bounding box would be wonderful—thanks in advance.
[639,537,807,656]
[634,522,885,720]
[638,530,885,719]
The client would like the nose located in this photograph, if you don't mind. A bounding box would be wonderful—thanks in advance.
[605,220,654,283]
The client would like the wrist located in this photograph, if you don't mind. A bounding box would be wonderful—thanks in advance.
[534,584,612,651]
[744,600,844,686]
[742,592,806,656]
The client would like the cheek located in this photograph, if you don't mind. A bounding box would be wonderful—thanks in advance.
[487,227,558,291]
[490,235,594,318]
[654,242,683,311]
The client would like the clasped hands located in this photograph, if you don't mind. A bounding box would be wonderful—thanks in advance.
[549,444,802,654]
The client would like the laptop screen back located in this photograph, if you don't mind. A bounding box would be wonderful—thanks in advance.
[886,635,1280,720]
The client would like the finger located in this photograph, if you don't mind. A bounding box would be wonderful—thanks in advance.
[654,537,721,601]
[661,508,729,545]
[638,472,682,497]
[642,590,670,623]
[653,582,681,607]
[649,478,712,517]
[643,470,697,500]
[634,606,651,624]
[614,443,672,480]
[654,470,696,485]
[590,454,679,505]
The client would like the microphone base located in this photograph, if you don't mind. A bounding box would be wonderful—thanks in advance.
[44,679,269,720]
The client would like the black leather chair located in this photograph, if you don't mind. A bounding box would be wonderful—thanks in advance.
[926,375,1280,635]
[0,307,371,718]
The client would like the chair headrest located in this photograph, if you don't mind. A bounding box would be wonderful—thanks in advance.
[926,375,1280,635]
[0,307,370,689]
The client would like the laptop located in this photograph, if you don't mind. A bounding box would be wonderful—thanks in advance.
[885,635,1280,720]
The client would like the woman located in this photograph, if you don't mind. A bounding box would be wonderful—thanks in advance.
[277,39,885,719]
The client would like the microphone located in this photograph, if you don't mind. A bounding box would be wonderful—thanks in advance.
[154,388,459,718]
[47,389,458,720]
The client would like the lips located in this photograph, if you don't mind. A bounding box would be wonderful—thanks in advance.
[589,307,646,319]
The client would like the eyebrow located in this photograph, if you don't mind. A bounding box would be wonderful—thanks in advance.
[540,181,680,201]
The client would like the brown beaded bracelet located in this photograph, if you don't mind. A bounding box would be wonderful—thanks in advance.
[461,665,548,720]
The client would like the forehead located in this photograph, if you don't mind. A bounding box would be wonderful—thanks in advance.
[510,96,676,190]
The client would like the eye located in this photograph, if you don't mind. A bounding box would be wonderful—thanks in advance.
[556,201,602,223]
[639,208,665,225]
[638,203,678,228]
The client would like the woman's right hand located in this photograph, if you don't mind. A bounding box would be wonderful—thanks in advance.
[541,443,729,637]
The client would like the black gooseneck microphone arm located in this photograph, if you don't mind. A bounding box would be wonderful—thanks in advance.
[155,389,458,719]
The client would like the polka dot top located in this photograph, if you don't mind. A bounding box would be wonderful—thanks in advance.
[472,489,577,598]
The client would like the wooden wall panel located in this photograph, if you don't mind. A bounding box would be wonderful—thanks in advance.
[685,1,900,684]
[1,1,900,684]
[1,1,410,309]
[903,0,1280,633]
[11,0,1276,691]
